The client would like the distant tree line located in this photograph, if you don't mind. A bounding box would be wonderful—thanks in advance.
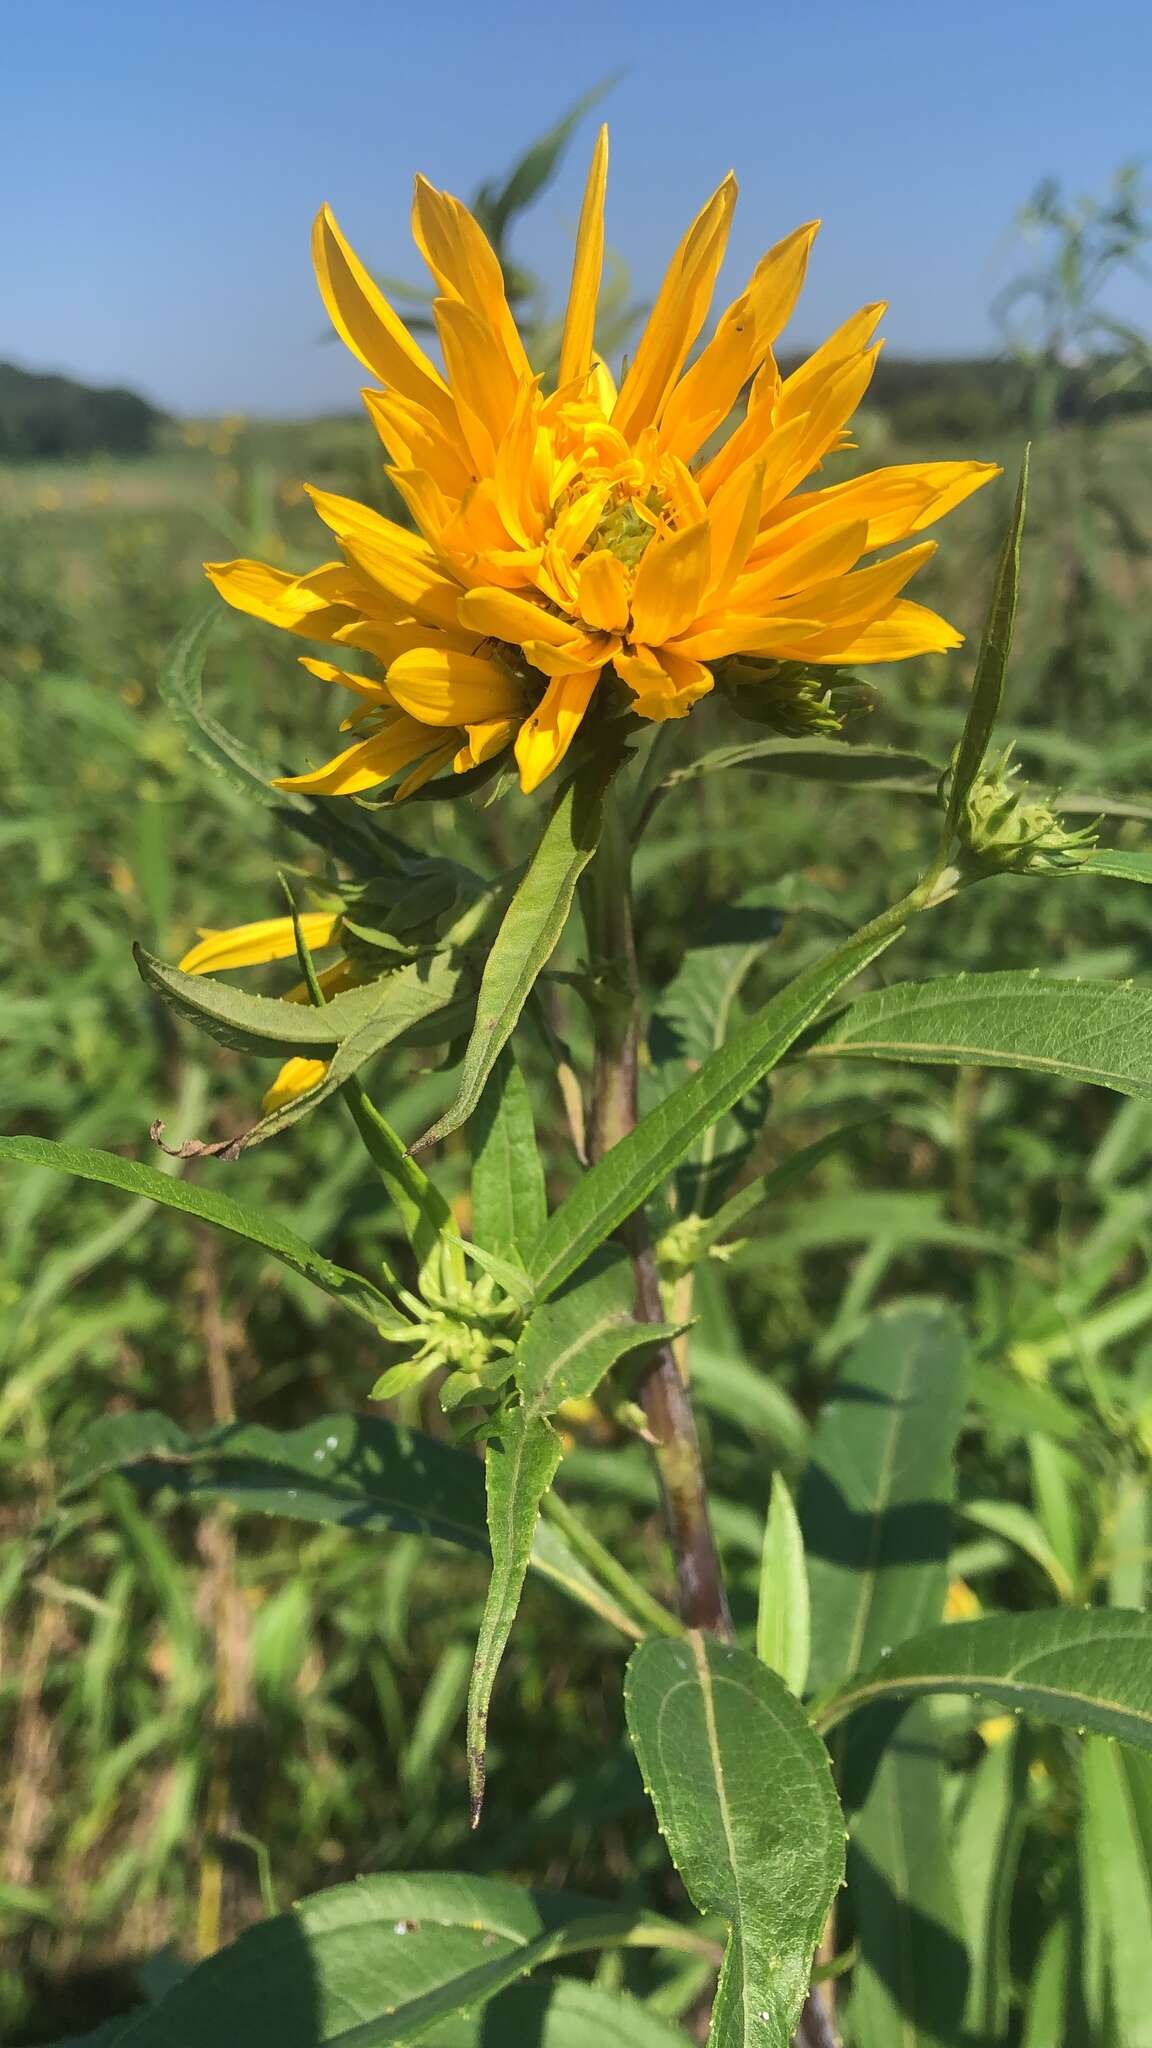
[859,353,1152,442]
[0,361,164,461]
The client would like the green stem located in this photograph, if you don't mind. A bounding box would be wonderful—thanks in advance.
[541,1490,686,1640]
[583,792,734,1639]
[343,1079,464,1288]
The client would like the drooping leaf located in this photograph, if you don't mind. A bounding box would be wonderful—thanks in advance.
[942,451,1029,841]
[0,1136,400,1330]
[416,757,615,1150]
[105,1871,706,2046]
[56,1410,640,1639]
[478,81,617,245]
[755,1474,810,1697]
[469,1253,677,1818]
[818,1610,1152,1749]
[812,972,1152,1101]
[800,1302,969,1695]
[470,1050,548,1259]
[531,919,903,1300]
[625,1634,845,2048]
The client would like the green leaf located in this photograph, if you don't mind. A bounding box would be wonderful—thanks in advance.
[0,1136,399,1330]
[57,1410,640,1640]
[625,1634,845,2048]
[1078,847,1152,886]
[469,1051,548,1259]
[849,1702,969,2048]
[664,736,940,799]
[689,1123,880,1256]
[800,1303,969,1695]
[818,1610,1152,1748]
[481,81,616,242]
[421,1977,693,2047]
[647,891,784,1216]
[955,1729,1028,2040]
[1079,1738,1152,2047]
[157,610,302,810]
[755,1474,810,1696]
[416,760,613,1151]
[107,1872,705,2046]
[531,918,903,1301]
[958,1498,1075,1604]
[135,942,466,1062]
[469,1411,563,1824]
[943,451,1028,841]
[812,971,1152,1100]
[469,1254,677,1817]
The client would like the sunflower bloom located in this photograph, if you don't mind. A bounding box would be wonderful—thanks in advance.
[207,128,998,798]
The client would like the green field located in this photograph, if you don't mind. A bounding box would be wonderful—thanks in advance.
[6,392,1152,2042]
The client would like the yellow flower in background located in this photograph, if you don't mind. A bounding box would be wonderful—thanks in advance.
[207,129,998,798]
[178,912,346,1111]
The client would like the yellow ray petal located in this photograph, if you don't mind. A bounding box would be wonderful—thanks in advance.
[299,655,391,704]
[774,304,886,426]
[262,1057,330,1114]
[577,550,631,633]
[360,387,475,498]
[385,646,524,725]
[460,716,520,766]
[612,174,738,442]
[522,635,615,677]
[312,207,455,429]
[703,462,765,608]
[273,715,449,795]
[755,460,1001,555]
[558,126,609,390]
[658,221,819,461]
[306,486,465,632]
[629,521,712,645]
[412,176,531,380]
[804,599,964,662]
[514,669,601,794]
[457,585,578,649]
[204,559,361,641]
[394,737,461,796]
[732,519,869,609]
[179,911,339,975]
[614,645,714,722]
[766,538,937,630]
[434,296,518,459]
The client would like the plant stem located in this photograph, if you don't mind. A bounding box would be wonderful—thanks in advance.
[583,794,734,1639]
[541,1490,686,1640]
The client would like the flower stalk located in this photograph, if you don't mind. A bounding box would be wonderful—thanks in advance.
[583,790,734,1639]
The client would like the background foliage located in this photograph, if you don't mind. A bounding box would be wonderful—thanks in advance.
[5,114,1152,2044]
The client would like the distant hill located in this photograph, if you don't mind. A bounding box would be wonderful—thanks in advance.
[0,361,165,461]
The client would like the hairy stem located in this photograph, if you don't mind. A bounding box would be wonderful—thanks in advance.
[583,796,733,1639]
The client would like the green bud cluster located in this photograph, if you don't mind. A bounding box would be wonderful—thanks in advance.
[944,745,1098,877]
[712,656,874,738]
[370,1265,520,1419]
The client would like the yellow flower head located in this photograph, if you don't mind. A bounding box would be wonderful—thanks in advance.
[206,129,998,798]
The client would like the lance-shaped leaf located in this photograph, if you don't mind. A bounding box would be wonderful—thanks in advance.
[55,1409,640,1640]
[817,1610,1152,1749]
[158,610,305,811]
[942,450,1028,841]
[956,1729,1028,2041]
[99,1870,708,2046]
[756,1473,810,1697]
[416,757,615,1151]
[135,942,467,1061]
[663,736,941,800]
[424,1975,695,2047]
[0,1136,401,1330]
[1078,848,1152,887]
[530,919,902,1301]
[811,972,1152,1101]
[468,1252,678,1819]
[625,1634,845,2048]
[849,1701,969,2048]
[800,1302,968,1695]
[470,1049,548,1260]
[1079,1738,1152,2047]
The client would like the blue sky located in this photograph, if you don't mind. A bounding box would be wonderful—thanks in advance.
[4,0,1150,416]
